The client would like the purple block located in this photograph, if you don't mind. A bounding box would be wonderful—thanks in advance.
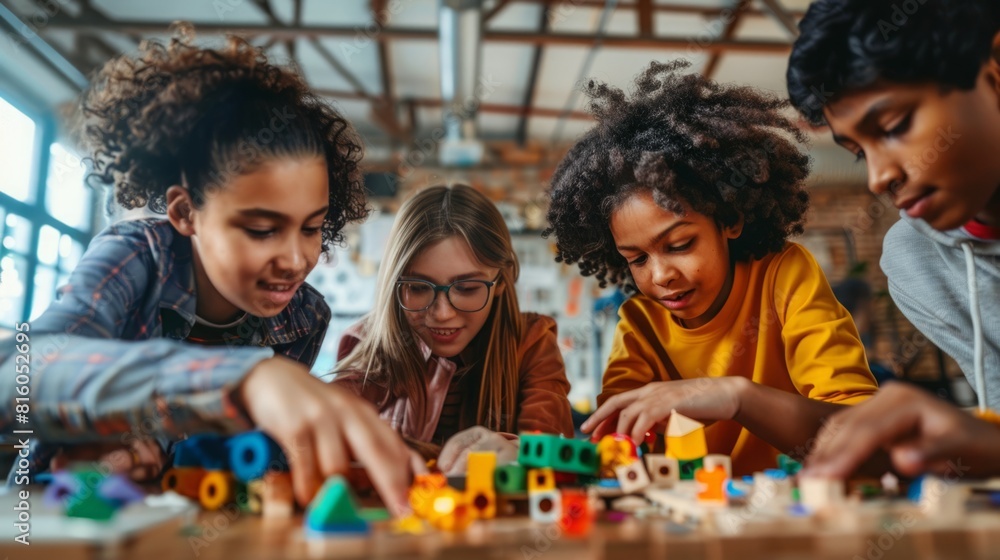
[43,471,79,507]
[99,474,146,506]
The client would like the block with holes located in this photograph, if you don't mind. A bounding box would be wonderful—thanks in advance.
[518,433,599,475]
[495,464,527,494]
[703,454,732,479]
[172,434,232,470]
[466,451,497,519]
[678,457,704,480]
[614,461,651,494]
[161,467,207,500]
[527,467,556,493]
[529,489,561,523]
[644,455,679,487]
[199,470,236,511]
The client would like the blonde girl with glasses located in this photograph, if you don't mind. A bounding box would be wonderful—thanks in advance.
[334,184,573,475]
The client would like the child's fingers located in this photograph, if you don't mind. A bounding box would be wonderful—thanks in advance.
[591,415,618,440]
[410,451,430,476]
[346,422,416,517]
[285,431,324,507]
[582,396,631,433]
[807,404,917,478]
[314,428,350,484]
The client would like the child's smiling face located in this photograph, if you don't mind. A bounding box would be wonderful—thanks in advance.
[610,189,742,329]
[823,66,1000,231]
[171,156,330,322]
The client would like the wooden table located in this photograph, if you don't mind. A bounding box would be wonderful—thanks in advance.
[6,503,1000,560]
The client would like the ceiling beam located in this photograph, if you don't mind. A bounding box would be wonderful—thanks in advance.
[0,1,88,90]
[318,88,592,120]
[483,0,512,23]
[371,0,405,143]
[758,0,800,38]
[517,5,548,145]
[512,0,805,18]
[637,0,653,37]
[45,17,792,53]
[702,0,750,79]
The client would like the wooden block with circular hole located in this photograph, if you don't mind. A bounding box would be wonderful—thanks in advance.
[615,460,651,494]
[529,489,561,523]
[466,451,496,519]
[644,455,679,487]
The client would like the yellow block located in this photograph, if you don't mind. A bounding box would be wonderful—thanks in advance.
[666,429,707,461]
[199,470,235,511]
[527,468,556,493]
[466,452,497,519]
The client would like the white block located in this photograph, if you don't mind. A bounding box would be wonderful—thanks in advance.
[615,461,651,494]
[645,455,679,487]
[529,490,561,523]
[703,454,732,479]
[799,477,845,512]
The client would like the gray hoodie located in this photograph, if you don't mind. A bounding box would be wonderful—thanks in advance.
[881,213,1000,411]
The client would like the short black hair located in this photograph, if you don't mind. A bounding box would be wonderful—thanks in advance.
[788,0,1000,126]
[544,60,811,288]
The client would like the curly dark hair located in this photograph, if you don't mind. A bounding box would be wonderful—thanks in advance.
[788,0,1000,126]
[543,60,811,288]
[78,24,369,251]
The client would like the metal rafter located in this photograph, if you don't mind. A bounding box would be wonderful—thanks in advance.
[483,0,511,23]
[517,5,548,145]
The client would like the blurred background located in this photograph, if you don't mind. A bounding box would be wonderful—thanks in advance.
[0,0,975,416]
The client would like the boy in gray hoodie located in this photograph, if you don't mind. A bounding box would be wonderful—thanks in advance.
[786,0,1000,479]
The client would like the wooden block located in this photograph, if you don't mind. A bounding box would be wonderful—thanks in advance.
[241,480,263,514]
[665,411,707,461]
[645,455,679,487]
[615,461,651,494]
[529,489,561,523]
[527,468,556,493]
[798,477,844,512]
[466,452,496,519]
[161,467,206,500]
[703,454,732,479]
[198,470,235,511]
[261,472,294,518]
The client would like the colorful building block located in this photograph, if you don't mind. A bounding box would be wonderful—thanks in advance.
[798,477,844,512]
[305,476,369,534]
[161,467,207,500]
[614,461,651,494]
[529,489,561,523]
[518,433,599,475]
[409,473,448,518]
[426,487,472,532]
[678,457,704,480]
[98,474,145,507]
[559,489,594,537]
[703,454,732,479]
[665,411,707,461]
[596,434,638,479]
[495,464,527,494]
[172,434,231,470]
[199,471,235,511]
[527,468,556,493]
[229,430,288,483]
[695,465,727,505]
[466,452,496,519]
[262,472,294,518]
[645,455,679,487]
[241,480,263,514]
[777,454,803,476]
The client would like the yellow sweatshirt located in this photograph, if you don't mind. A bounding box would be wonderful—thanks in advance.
[599,243,878,475]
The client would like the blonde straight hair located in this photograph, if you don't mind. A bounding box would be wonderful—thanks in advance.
[337,184,524,432]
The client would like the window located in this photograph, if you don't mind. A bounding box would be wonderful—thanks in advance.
[0,93,94,327]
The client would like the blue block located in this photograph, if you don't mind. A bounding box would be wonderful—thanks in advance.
[907,476,925,502]
[229,431,288,483]
[172,434,232,470]
[763,468,788,480]
[305,520,370,535]
[597,478,621,488]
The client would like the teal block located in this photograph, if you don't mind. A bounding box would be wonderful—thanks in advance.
[495,464,527,494]
[777,454,803,475]
[305,476,368,534]
[517,433,599,476]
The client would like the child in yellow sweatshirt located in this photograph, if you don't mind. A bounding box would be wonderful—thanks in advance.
[544,60,878,475]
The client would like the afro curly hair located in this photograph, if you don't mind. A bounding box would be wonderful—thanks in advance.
[544,60,811,288]
[78,23,368,252]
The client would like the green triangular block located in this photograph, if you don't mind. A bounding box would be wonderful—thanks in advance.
[66,492,116,521]
[305,476,367,530]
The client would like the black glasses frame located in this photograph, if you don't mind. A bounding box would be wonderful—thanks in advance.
[395,275,500,312]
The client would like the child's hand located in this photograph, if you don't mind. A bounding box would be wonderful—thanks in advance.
[238,356,422,516]
[50,439,165,482]
[803,382,1000,479]
[437,426,519,476]
[580,378,747,443]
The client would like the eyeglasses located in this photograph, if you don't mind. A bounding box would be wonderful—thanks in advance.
[395,276,500,312]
